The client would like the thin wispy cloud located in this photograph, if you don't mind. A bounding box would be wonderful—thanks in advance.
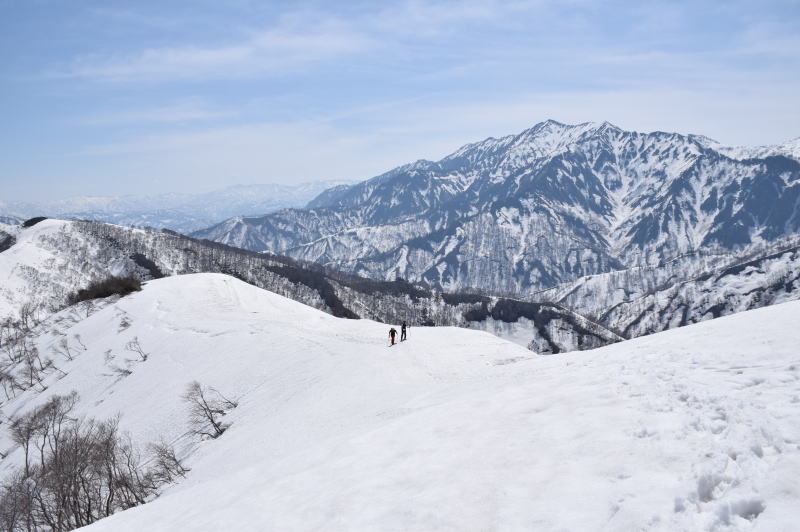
[55,1,548,84]
[1,0,798,201]
[80,100,230,125]
[61,20,371,83]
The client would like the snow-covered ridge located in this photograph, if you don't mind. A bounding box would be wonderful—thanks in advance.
[6,213,798,357]
[2,274,797,530]
[0,219,620,353]
[697,136,800,162]
[5,214,799,360]
[0,219,113,319]
[545,237,800,338]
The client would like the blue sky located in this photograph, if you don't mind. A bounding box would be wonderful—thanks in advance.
[1,0,799,201]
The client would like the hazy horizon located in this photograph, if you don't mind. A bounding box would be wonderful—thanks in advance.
[2,118,799,204]
[2,1,799,202]
[0,178,356,205]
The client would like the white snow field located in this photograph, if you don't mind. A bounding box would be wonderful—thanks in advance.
[0,219,113,320]
[2,273,798,531]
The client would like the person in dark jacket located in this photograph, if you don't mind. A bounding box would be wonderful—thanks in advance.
[389,327,397,345]
[401,321,407,341]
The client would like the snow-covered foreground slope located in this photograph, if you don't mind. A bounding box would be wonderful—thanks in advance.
[3,274,799,531]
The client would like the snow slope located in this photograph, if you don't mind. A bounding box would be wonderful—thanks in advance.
[0,219,152,320]
[0,219,99,318]
[2,274,798,531]
[0,218,619,353]
[705,137,800,162]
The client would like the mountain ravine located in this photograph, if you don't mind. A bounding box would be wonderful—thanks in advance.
[193,120,800,295]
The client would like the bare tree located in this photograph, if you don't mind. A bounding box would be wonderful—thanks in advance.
[209,386,238,410]
[53,337,74,361]
[125,337,148,362]
[10,409,44,478]
[17,302,41,333]
[0,369,18,401]
[1,392,186,531]
[146,441,190,485]
[182,381,236,439]
[73,334,86,351]
[18,339,50,390]
[0,470,36,532]
[111,365,133,378]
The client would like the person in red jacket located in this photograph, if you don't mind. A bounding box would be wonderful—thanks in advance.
[389,327,397,345]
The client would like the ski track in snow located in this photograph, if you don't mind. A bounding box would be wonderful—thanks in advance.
[0,273,798,531]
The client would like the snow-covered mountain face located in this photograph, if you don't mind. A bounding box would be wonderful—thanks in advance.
[540,235,800,338]
[0,219,620,354]
[0,222,17,253]
[699,136,800,162]
[0,215,22,226]
[1,274,798,531]
[7,217,799,354]
[0,180,351,233]
[195,120,800,295]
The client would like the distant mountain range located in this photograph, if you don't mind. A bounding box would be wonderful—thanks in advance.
[0,215,22,225]
[0,181,351,233]
[4,120,799,347]
[193,120,800,295]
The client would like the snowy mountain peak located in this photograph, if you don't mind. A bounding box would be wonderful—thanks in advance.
[197,119,800,298]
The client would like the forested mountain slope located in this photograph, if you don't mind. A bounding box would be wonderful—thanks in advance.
[0,219,619,354]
